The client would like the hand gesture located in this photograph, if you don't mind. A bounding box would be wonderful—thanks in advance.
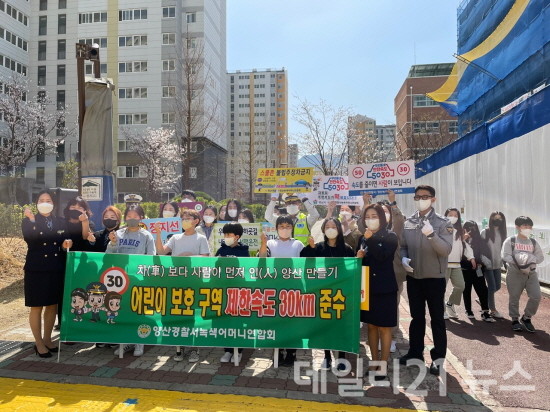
[78,212,88,222]
[463,230,471,241]
[260,231,268,246]
[109,231,117,244]
[24,208,35,222]
[327,200,337,215]
[387,189,396,204]
[362,193,373,206]
[364,228,373,240]
[153,222,162,235]
[271,196,278,202]
[87,232,96,243]
[62,239,73,250]
[307,236,315,248]
[356,249,365,259]
[402,257,414,272]
[421,220,434,236]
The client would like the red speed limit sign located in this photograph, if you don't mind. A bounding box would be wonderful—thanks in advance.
[100,267,130,294]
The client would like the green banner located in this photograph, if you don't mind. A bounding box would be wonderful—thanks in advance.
[61,252,361,353]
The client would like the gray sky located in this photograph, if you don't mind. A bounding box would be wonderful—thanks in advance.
[227,0,460,139]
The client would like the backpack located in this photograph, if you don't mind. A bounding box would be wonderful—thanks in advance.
[510,236,537,274]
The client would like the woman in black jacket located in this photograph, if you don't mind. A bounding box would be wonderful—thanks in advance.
[301,217,354,371]
[22,190,72,357]
[357,204,398,380]
[88,206,122,252]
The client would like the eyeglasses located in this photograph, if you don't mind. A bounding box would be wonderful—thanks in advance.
[413,195,433,201]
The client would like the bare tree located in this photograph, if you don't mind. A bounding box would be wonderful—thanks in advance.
[121,127,180,201]
[347,115,395,164]
[0,75,68,202]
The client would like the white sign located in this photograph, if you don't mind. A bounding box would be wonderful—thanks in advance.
[81,177,103,201]
[310,176,362,206]
[348,160,416,196]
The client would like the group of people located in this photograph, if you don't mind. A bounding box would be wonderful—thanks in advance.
[22,186,544,380]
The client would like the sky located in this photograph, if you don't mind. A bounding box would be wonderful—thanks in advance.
[227,0,461,141]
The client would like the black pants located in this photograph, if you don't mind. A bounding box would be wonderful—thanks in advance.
[462,269,489,312]
[224,347,243,353]
[324,350,346,360]
[406,275,447,362]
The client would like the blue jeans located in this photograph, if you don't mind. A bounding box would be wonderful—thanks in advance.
[484,269,502,311]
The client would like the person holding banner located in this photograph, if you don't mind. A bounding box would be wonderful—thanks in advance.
[259,215,304,366]
[22,190,73,358]
[399,185,453,376]
[356,204,398,381]
[154,208,210,363]
[264,194,319,246]
[158,202,180,219]
[107,205,155,357]
[301,217,354,371]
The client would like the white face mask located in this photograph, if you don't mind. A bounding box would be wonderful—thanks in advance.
[520,229,532,237]
[224,236,236,246]
[203,215,215,224]
[339,211,352,220]
[448,216,458,225]
[162,210,176,218]
[415,199,432,212]
[325,228,338,239]
[278,228,292,239]
[365,218,380,231]
[385,213,391,223]
[37,202,54,214]
[181,198,193,203]
[238,219,249,224]
[286,205,300,215]
[227,209,238,218]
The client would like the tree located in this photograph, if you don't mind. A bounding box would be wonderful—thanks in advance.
[121,127,180,201]
[293,98,352,176]
[0,75,68,201]
[347,115,394,164]
[59,159,79,189]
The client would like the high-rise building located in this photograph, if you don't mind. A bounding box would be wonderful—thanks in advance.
[347,115,396,163]
[2,0,227,202]
[394,63,458,162]
[226,68,288,202]
[375,124,397,161]
[287,143,298,168]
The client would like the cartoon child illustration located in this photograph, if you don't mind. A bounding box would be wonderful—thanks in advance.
[105,291,122,324]
[86,282,108,322]
[70,288,88,321]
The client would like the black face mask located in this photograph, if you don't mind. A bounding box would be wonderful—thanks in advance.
[103,219,118,230]
[68,210,82,220]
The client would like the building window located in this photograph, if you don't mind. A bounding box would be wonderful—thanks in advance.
[36,167,45,183]
[55,166,63,187]
[38,41,47,60]
[39,0,47,11]
[58,14,66,34]
[449,121,458,134]
[39,16,47,35]
[57,39,66,59]
[190,141,197,153]
[56,90,65,110]
[186,12,196,23]
[36,142,45,162]
[163,7,175,18]
[118,139,131,152]
[162,112,175,125]
[117,166,146,178]
[118,35,147,47]
[59,0,67,9]
[79,12,107,24]
[118,61,147,73]
[413,94,439,108]
[186,38,197,49]
[119,113,147,125]
[162,60,175,71]
[79,37,108,48]
[56,142,65,161]
[57,65,65,85]
[37,66,46,86]
[162,33,175,45]
[119,9,147,21]
[189,167,197,179]
[118,87,147,99]
[162,86,175,98]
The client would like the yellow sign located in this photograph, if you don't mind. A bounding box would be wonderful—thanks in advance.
[360,266,369,311]
[254,167,314,193]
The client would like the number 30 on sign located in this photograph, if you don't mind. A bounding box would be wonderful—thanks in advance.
[100,267,130,294]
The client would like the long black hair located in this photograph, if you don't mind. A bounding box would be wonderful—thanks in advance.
[225,199,242,222]
[321,217,347,255]
[377,200,393,230]
[488,211,507,242]
[444,207,463,241]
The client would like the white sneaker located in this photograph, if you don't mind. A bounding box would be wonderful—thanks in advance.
[114,344,134,356]
[133,344,144,356]
[220,351,232,363]
[230,352,242,364]
[188,350,200,362]
[446,303,458,319]
[490,311,504,319]
[173,351,184,362]
[390,340,396,353]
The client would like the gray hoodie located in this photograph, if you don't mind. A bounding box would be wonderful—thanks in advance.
[501,235,544,274]
[106,227,156,255]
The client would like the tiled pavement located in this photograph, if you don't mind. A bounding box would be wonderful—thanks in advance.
[0,297,504,411]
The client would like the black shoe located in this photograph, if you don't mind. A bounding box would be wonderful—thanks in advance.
[46,345,59,353]
[281,353,296,367]
[520,316,536,333]
[399,354,423,366]
[512,320,524,332]
[34,345,52,358]
[429,363,442,376]
[481,311,496,323]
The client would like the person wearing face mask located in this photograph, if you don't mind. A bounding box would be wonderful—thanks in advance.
[107,205,155,359]
[301,218,354,371]
[215,222,250,364]
[218,205,228,221]
[88,206,122,253]
[258,215,304,367]
[180,189,197,203]
[22,190,73,358]
[154,209,210,362]
[356,204,398,381]
[264,194,320,246]
[480,212,507,319]
[158,202,180,219]
[198,205,217,241]
[225,199,242,222]
[237,208,255,224]
[399,185,452,376]
[325,201,362,251]
[501,216,544,333]
[443,208,474,320]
